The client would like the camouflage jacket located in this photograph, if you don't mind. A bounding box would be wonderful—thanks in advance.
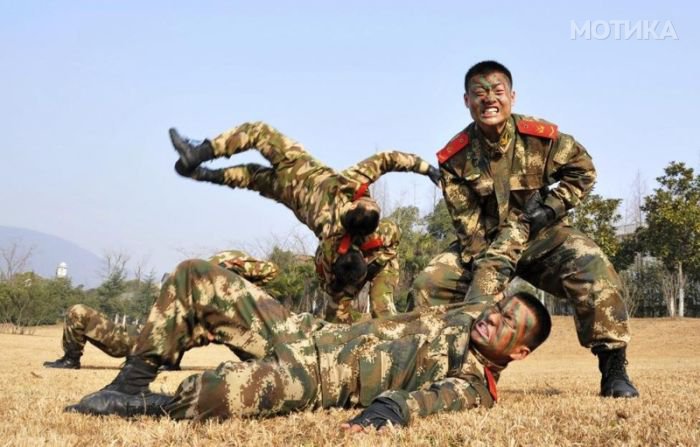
[313,302,501,421]
[314,219,400,301]
[209,122,432,240]
[308,151,430,302]
[306,150,433,239]
[207,250,278,285]
[437,114,596,295]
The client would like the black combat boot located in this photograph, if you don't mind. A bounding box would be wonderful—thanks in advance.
[597,347,640,398]
[65,391,173,417]
[43,351,81,369]
[64,356,161,416]
[169,128,215,176]
[103,356,160,394]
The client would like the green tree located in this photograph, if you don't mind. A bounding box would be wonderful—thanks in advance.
[569,193,626,268]
[638,162,700,282]
[127,272,159,319]
[0,273,89,331]
[96,253,128,316]
[265,246,319,312]
[387,201,453,311]
[424,199,453,243]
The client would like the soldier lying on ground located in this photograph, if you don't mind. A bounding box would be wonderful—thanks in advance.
[169,121,440,323]
[65,258,551,431]
[43,250,278,370]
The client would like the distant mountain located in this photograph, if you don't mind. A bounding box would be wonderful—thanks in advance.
[0,226,102,288]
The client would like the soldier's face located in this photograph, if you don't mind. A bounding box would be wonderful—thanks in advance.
[470,296,537,365]
[464,71,516,137]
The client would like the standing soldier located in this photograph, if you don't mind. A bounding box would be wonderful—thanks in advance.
[43,250,278,370]
[169,121,440,323]
[410,60,639,398]
[66,257,552,427]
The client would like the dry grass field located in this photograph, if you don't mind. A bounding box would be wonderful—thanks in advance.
[1,316,699,447]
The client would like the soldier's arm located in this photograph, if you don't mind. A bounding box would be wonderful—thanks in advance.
[358,375,495,427]
[207,251,279,285]
[340,152,436,185]
[466,211,530,303]
[543,135,597,218]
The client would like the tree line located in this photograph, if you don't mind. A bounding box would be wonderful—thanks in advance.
[0,161,698,331]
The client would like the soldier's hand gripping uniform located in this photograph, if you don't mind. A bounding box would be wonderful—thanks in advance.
[169,122,439,323]
[67,259,549,426]
[411,112,638,398]
[43,250,278,369]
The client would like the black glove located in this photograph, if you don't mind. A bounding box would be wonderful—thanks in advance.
[427,165,441,186]
[346,397,408,429]
[521,191,556,237]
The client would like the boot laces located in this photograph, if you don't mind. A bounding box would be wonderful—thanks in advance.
[606,352,630,381]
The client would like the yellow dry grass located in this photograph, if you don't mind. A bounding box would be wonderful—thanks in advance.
[1,317,699,447]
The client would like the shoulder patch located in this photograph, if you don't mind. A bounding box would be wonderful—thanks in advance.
[437,132,469,164]
[517,119,558,139]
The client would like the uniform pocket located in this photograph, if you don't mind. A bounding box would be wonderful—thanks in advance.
[509,173,543,191]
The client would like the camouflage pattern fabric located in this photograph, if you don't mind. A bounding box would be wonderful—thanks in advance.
[412,114,630,351]
[207,249,279,285]
[316,219,401,323]
[57,250,277,359]
[207,121,433,239]
[61,304,138,357]
[195,122,434,321]
[144,259,496,422]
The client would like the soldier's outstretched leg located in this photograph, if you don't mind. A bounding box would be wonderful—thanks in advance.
[518,225,639,398]
[171,122,314,177]
[408,242,472,310]
[188,163,280,202]
[44,304,135,369]
[165,336,320,420]
[67,259,322,416]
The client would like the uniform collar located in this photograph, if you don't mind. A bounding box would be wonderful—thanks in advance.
[475,117,515,159]
[469,346,507,375]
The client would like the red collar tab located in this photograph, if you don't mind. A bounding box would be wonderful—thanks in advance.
[353,183,370,201]
[437,132,469,164]
[359,238,383,252]
[336,234,352,255]
[516,119,558,139]
[484,366,498,402]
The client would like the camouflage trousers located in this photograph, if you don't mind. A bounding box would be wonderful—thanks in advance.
[411,224,630,351]
[165,333,322,420]
[133,259,326,418]
[61,304,138,358]
[325,257,400,324]
[201,121,320,218]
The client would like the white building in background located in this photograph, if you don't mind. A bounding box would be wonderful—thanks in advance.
[56,262,68,279]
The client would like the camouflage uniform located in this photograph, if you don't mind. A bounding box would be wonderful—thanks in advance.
[194,122,433,322]
[315,218,401,323]
[134,259,498,422]
[412,114,630,351]
[56,250,278,361]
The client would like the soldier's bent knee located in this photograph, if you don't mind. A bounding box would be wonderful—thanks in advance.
[66,304,90,319]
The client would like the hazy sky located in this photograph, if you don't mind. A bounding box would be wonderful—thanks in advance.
[1,1,697,277]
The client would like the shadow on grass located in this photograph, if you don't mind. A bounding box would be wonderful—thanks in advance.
[502,386,563,396]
